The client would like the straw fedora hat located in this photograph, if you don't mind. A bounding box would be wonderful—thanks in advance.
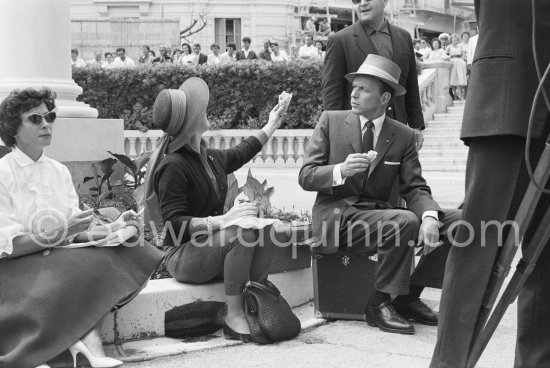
[344,54,406,97]
[152,77,210,153]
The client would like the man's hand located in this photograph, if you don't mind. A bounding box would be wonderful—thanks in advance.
[414,129,424,151]
[340,152,377,178]
[418,216,442,255]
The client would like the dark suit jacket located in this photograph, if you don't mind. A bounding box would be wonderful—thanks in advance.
[299,111,440,253]
[197,53,208,65]
[322,22,424,130]
[236,50,258,61]
[461,0,550,142]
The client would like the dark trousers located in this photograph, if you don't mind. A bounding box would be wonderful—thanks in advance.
[165,226,276,295]
[430,136,550,368]
[339,206,460,296]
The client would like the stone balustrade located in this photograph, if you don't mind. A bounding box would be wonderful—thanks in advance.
[123,63,453,162]
[124,129,314,168]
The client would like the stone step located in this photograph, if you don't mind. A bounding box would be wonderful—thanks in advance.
[433,113,464,120]
[426,120,463,127]
[422,165,466,172]
[447,106,465,113]
[452,101,466,107]
[100,268,314,343]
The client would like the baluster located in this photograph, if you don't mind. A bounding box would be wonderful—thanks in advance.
[296,136,306,165]
[212,136,222,150]
[128,137,137,157]
[265,138,275,165]
[138,137,147,154]
[150,137,159,150]
[224,136,232,150]
[274,136,285,165]
[286,136,296,165]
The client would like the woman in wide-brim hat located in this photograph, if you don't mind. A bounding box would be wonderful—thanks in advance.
[145,77,291,342]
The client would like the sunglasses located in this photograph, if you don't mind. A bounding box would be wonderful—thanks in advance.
[24,110,57,125]
[351,0,363,4]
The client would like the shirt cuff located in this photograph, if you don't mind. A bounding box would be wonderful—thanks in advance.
[332,164,347,186]
[0,224,25,258]
[252,130,269,146]
[422,211,439,222]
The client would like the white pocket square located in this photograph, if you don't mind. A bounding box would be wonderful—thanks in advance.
[384,161,400,165]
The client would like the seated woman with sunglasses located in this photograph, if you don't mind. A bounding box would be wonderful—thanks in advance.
[0,88,163,368]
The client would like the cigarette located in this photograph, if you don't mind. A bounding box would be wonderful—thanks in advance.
[137,208,145,216]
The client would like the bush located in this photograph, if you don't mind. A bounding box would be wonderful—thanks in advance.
[73,61,323,131]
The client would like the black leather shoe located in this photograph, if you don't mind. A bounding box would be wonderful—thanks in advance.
[365,302,415,334]
[393,298,438,326]
[223,323,252,343]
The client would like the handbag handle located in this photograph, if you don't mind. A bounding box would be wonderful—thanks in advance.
[245,280,281,296]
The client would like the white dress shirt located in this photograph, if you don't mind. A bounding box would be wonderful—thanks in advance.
[332,114,438,221]
[113,56,136,68]
[466,34,479,65]
[0,147,81,258]
[298,45,318,59]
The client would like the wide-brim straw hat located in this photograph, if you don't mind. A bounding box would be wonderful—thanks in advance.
[152,77,209,153]
[344,54,406,97]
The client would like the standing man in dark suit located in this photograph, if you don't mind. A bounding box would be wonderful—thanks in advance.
[192,43,208,65]
[322,0,425,149]
[430,1,550,368]
[300,54,460,335]
[236,37,258,61]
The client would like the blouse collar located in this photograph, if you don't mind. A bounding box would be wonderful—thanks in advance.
[11,146,47,167]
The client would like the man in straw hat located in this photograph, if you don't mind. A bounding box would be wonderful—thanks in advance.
[322,0,424,151]
[299,54,460,335]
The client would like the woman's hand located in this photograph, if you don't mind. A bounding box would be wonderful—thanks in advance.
[113,210,141,232]
[263,92,292,136]
[63,209,95,238]
[223,202,259,228]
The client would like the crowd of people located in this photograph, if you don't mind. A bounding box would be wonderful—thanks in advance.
[412,31,478,100]
[71,36,327,71]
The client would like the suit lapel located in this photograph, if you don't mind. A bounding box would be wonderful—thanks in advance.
[353,22,376,58]
[368,117,395,177]
[345,112,362,153]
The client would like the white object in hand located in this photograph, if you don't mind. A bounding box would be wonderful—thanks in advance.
[365,150,377,162]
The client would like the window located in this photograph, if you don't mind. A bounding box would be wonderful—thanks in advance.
[215,18,241,51]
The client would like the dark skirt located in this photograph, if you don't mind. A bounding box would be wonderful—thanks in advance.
[0,239,163,368]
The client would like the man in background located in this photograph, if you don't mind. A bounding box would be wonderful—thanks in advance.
[236,37,258,61]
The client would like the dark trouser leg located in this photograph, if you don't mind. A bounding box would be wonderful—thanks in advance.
[340,208,419,295]
[430,136,543,368]
[165,226,262,295]
[410,209,462,290]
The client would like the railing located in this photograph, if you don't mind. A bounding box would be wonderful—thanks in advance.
[124,129,314,167]
[417,67,438,123]
[123,63,453,161]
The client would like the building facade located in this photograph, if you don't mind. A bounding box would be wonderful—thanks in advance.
[69,0,474,61]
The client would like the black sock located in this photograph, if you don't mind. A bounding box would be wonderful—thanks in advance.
[368,290,391,307]
[394,285,424,305]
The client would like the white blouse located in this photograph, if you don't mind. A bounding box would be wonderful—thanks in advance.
[0,146,81,258]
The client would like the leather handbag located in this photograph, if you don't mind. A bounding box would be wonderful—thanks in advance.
[243,280,301,344]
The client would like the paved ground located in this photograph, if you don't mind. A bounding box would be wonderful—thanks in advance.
[117,288,518,368]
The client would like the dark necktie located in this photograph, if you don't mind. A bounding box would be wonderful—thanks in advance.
[362,120,375,153]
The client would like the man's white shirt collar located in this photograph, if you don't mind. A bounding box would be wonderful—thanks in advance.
[360,113,386,141]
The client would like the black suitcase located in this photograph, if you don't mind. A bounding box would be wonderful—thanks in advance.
[312,252,377,321]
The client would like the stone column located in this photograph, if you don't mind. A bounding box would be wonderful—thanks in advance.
[0,0,97,118]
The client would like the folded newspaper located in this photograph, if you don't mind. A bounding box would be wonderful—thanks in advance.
[59,225,138,249]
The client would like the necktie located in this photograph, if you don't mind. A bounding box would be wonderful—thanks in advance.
[362,120,374,153]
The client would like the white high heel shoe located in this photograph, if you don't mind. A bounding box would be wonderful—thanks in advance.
[35,365,51,368]
[69,340,123,368]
